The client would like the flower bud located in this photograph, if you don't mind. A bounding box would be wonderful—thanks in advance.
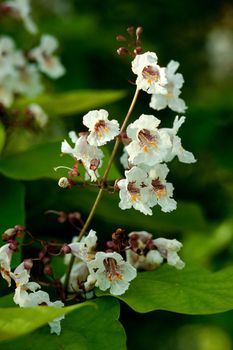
[58,177,70,188]
[134,47,143,55]
[116,35,127,41]
[136,26,143,39]
[127,26,134,36]
[43,265,53,275]
[8,240,18,251]
[61,244,72,254]
[117,47,128,56]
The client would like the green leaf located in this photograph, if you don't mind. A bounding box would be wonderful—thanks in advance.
[1,298,127,350]
[97,265,233,315]
[0,142,120,181]
[0,302,93,342]
[0,122,6,154]
[14,90,127,117]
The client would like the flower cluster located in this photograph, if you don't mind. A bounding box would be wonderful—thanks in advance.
[61,228,184,297]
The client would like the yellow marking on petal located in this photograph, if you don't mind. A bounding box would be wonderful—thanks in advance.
[143,145,148,153]
[16,282,20,288]
[131,194,139,202]
[156,188,166,199]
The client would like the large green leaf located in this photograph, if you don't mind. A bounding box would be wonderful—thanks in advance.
[1,298,126,350]
[97,265,233,315]
[0,302,93,342]
[0,142,120,181]
[15,90,127,117]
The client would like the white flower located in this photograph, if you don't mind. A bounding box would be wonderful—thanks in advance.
[117,166,152,215]
[125,114,171,166]
[147,163,177,213]
[12,262,64,335]
[132,51,167,94]
[83,109,120,146]
[27,103,48,128]
[160,116,196,164]
[61,132,104,182]
[68,229,97,262]
[120,147,131,170]
[150,60,187,113]
[153,238,185,269]
[14,64,43,97]
[0,244,13,286]
[0,80,14,106]
[5,0,38,34]
[61,261,90,293]
[126,231,163,270]
[87,251,137,296]
[30,34,65,78]
[0,36,18,79]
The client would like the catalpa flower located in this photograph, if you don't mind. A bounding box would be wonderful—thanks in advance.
[150,60,187,113]
[83,109,120,146]
[61,132,104,182]
[132,51,167,94]
[87,251,137,295]
[126,231,163,270]
[0,243,14,286]
[12,262,64,335]
[117,166,152,215]
[147,163,177,213]
[160,116,196,164]
[4,0,38,34]
[30,34,65,78]
[68,229,97,262]
[153,238,185,269]
[125,114,171,166]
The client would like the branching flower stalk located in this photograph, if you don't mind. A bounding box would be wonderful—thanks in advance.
[63,88,140,294]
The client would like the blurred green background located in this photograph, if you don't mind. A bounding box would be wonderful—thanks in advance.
[1,0,233,348]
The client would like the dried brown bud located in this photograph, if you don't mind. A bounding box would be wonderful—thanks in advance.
[117,47,128,56]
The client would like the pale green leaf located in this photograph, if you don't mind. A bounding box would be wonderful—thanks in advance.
[97,265,233,315]
[14,90,127,117]
[1,298,127,350]
[0,302,93,342]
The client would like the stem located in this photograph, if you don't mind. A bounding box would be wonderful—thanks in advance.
[64,88,140,294]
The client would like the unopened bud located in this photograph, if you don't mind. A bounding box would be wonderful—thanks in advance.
[43,265,53,275]
[116,35,127,41]
[23,259,33,270]
[68,212,81,223]
[58,177,70,188]
[61,244,72,254]
[117,47,128,56]
[136,26,143,39]
[134,47,142,55]
[127,26,134,36]
[114,179,121,192]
